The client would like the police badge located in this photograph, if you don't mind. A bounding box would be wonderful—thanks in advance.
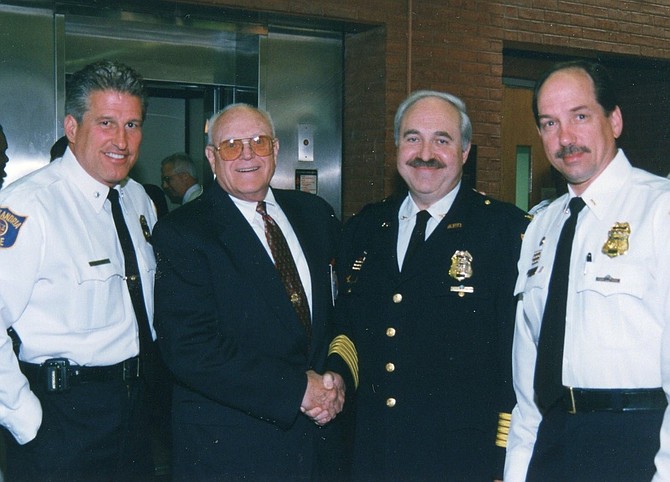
[602,222,630,258]
[449,250,473,281]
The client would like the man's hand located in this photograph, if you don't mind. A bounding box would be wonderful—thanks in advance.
[300,370,345,426]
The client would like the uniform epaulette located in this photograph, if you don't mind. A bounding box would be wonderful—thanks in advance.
[328,335,359,389]
[495,412,512,448]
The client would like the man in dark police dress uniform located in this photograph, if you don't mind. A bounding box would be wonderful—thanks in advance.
[327,90,529,481]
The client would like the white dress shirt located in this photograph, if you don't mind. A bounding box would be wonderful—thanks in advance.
[396,182,460,270]
[0,148,157,444]
[505,150,670,481]
[229,188,313,314]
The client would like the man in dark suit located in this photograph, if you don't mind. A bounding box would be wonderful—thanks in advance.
[152,104,344,481]
[327,90,529,481]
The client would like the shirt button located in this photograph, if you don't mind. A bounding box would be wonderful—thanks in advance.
[385,362,395,372]
[386,327,396,337]
[386,397,396,408]
[392,293,403,303]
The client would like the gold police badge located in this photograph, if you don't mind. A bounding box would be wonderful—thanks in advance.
[602,222,630,258]
[449,250,473,281]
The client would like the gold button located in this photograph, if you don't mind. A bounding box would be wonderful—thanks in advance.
[386,327,396,337]
[386,397,396,408]
[392,293,403,303]
[385,362,395,372]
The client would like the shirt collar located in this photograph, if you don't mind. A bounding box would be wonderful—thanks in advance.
[61,147,120,213]
[568,148,631,220]
[229,188,277,223]
[399,181,461,222]
[182,183,202,203]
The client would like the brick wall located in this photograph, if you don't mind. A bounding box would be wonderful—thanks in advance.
[187,0,670,216]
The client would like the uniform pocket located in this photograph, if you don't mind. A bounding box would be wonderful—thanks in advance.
[577,260,647,299]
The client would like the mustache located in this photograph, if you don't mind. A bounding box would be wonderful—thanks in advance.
[556,145,591,159]
[407,157,445,168]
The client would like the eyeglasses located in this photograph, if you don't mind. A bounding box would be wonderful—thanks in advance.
[211,135,275,161]
[161,175,177,184]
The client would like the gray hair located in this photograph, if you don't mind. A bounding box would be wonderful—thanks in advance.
[65,60,148,123]
[393,90,472,150]
[161,152,197,178]
[207,103,276,146]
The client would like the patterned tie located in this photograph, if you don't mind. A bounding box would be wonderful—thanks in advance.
[534,197,586,412]
[256,201,312,342]
[402,210,431,270]
[108,188,153,355]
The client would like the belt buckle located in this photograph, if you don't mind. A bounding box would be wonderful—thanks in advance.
[122,358,140,381]
[567,386,577,414]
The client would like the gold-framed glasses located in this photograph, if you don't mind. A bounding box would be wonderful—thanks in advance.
[211,135,275,161]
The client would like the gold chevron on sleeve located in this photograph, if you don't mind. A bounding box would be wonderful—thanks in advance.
[328,335,359,389]
[495,412,512,448]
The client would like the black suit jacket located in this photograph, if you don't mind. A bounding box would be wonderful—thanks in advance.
[328,186,529,481]
[152,184,340,480]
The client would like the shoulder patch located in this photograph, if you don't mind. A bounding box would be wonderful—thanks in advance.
[0,207,28,248]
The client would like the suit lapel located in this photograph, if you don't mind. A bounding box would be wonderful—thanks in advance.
[209,186,309,344]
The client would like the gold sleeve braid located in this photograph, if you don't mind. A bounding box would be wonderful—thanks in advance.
[328,335,359,389]
[495,412,512,448]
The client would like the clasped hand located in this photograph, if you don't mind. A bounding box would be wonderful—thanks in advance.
[301,370,345,426]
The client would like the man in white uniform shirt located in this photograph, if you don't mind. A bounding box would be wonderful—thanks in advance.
[505,60,670,481]
[0,60,157,481]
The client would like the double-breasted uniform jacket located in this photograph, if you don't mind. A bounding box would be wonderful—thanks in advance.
[328,185,529,481]
[152,183,340,480]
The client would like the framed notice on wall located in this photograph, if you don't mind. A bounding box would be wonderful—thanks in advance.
[295,169,318,195]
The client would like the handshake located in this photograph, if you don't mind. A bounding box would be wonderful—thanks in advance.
[301,370,346,426]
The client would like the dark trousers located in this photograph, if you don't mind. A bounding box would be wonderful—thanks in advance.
[4,377,153,482]
[527,405,663,482]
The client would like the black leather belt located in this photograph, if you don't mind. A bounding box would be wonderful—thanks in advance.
[562,387,667,414]
[20,356,141,393]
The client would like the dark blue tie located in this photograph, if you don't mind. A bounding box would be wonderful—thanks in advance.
[108,188,152,355]
[534,197,586,412]
[403,210,431,270]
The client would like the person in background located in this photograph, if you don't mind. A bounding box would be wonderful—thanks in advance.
[0,60,158,481]
[0,124,8,190]
[327,90,528,481]
[152,103,344,481]
[160,151,203,205]
[505,60,670,482]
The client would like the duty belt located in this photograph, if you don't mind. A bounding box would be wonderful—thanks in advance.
[562,387,667,414]
[20,356,141,393]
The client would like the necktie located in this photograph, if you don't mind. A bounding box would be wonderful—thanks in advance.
[256,201,312,343]
[108,188,153,356]
[534,196,586,412]
[403,210,431,269]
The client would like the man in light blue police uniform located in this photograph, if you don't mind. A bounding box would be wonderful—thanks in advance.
[506,60,670,482]
[0,60,157,481]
